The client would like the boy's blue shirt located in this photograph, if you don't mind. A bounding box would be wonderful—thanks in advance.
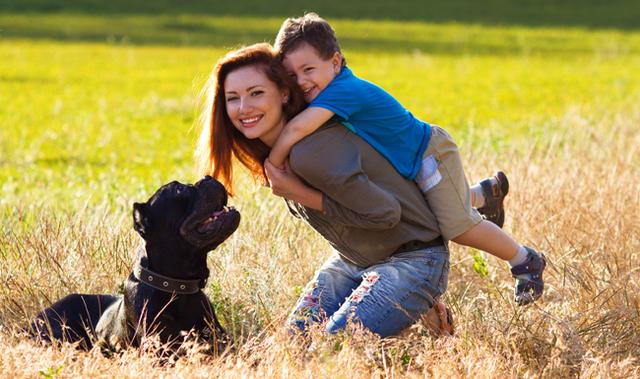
[309,66,431,180]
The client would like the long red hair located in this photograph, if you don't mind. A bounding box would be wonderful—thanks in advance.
[196,43,304,195]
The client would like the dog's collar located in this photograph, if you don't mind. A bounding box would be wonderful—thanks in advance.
[133,264,205,295]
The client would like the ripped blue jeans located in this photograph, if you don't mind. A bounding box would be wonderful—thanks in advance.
[288,245,449,337]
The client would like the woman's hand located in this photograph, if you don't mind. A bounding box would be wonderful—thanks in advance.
[264,158,303,197]
[264,159,324,211]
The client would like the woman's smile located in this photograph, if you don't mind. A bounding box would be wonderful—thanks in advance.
[239,115,264,128]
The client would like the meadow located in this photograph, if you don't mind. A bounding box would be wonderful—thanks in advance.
[1,1,639,377]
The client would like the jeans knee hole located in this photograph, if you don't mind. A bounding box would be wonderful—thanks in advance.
[348,271,380,304]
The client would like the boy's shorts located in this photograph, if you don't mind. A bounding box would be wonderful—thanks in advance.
[415,125,482,240]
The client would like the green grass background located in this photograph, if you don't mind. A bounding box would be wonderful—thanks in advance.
[1,0,639,211]
[1,3,640,375]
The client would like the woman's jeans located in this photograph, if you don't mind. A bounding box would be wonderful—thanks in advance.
[288,245,450,338]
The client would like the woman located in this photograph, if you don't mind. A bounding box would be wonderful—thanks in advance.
[196,43,454,337]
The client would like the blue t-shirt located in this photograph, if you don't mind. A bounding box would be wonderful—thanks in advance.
[309,66,431,180]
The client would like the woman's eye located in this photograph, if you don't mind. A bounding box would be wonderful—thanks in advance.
[304,67,314,73]
[226,96,239,102]
[251,90,264,97]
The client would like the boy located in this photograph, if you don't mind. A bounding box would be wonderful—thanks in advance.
[269,13,546,305]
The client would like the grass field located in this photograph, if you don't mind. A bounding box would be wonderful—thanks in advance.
[1,1,640,377]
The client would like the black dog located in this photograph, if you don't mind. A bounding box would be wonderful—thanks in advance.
[30,176,240,351]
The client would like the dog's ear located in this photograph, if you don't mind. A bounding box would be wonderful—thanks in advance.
[133,202,151,237]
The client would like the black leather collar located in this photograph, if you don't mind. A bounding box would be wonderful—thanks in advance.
[133,263,204,295]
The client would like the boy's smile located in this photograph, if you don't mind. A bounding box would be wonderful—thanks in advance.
[282,42,343,103]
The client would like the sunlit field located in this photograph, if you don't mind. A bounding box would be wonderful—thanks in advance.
[1,1,639,377]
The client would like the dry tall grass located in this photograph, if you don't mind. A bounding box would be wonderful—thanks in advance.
[1,108,639,378]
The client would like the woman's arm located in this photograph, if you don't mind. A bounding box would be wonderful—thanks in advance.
[286,131,402,230]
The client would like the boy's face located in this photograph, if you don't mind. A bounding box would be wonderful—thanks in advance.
[282,42,342,103]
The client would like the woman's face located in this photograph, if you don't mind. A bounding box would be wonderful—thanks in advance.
[224,65,288,147]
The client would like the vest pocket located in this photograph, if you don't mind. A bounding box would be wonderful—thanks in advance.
[415,154,442,192]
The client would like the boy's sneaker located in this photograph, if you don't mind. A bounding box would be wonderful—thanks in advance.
[477,171,509,228]
[511,247,547,305]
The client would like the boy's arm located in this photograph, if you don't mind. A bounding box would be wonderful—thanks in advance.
[268,107,335,168]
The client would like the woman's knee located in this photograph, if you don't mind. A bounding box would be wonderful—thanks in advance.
[324,270,425,337]
[288,264,358,331]
[325,253,449,337]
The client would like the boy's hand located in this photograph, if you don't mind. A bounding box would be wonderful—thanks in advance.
[267,152,286,170]
[264,159,324,211]
[264,159,303,198]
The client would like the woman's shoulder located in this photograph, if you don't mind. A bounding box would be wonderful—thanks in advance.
[289,121,359,178]
[291,120,347,149]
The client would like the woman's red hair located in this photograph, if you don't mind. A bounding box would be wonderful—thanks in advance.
[196,43,304,195]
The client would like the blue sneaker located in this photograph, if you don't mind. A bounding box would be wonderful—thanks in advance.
[477,171,509,228]
[511,247,547,305]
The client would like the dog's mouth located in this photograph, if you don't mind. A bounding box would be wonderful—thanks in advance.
[181,202,240,250]
[195,205,236,234]
[176,176,241,250]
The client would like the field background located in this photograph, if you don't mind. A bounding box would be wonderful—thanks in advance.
[1,1,639,377]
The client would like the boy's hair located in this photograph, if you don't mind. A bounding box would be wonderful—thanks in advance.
[274,13,346,67]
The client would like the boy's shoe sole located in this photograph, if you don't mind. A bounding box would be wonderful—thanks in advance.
[477,171,509,228]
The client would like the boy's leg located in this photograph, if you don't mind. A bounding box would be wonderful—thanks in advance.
[288,253,360,332]
[417,125,484,242]
[417,125,546,305]
[469,184,485,208]
[325,246,450,337]
[453,220,520,260]
[454,221,547,305]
